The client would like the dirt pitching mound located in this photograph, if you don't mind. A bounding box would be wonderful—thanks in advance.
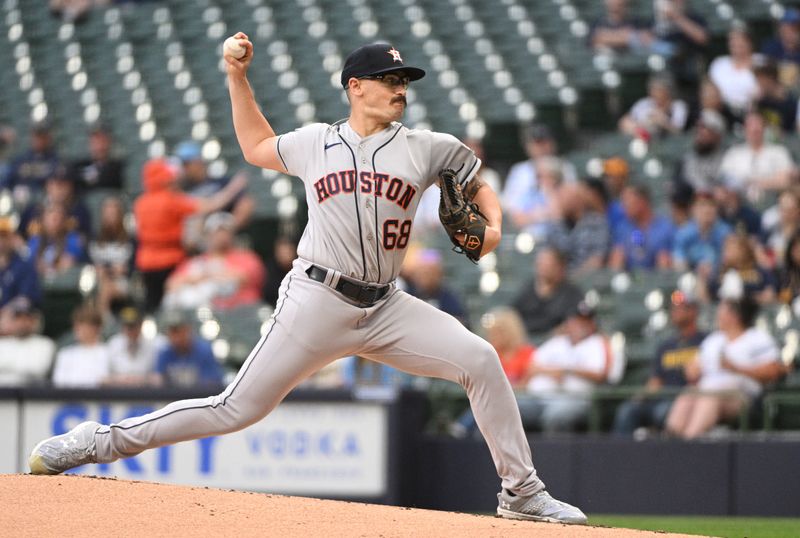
[2,475,701,538]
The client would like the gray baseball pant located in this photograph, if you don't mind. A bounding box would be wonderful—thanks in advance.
[94,261,545,496]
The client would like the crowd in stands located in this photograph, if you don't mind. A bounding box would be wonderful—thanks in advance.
[0,0,796,441]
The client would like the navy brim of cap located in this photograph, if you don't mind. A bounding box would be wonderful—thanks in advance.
[342,66,426,88]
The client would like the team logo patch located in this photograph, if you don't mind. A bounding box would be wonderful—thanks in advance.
[465,235,481,251]
[387,47,403,63]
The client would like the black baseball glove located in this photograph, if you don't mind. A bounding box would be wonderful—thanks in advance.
[438,168,488,263]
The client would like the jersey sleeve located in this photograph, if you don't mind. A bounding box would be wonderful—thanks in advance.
[426,132,481,189]
[275,124,325,179]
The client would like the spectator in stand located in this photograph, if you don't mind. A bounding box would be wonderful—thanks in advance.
[674,109,726,193]
[105,305,163,387]
[507,156,564,238]
[672,192,731,277]
[602,156,630,236]
[0,125,17,181]
[718,110,796,203]
[502,124,575,229]
[685,78,737,132]
[89,196,135,317]
[175,141,255,250]
[609,183,675,271]
[714,179,764,239]
[518,301,611,432]
[68,125,124,191]
[51,303,110,388]
[156,309,223,388]
[263,235,297,307]
[778,231,800,303]
[27,202,85,279]
[705,233,777,304]
[163,212,266,311]
[754,60,799,135]
[709,26,761,116]
[511,247,583,336]
[2,122,60,205]
[649,0,708,87]
[406,248,468,326]
[763,188,800,269]
[0,215,40,311]
[666,298,784,439]
[451,307,536,437]
[19,169,92,241]
[613,290,706,436]
[0,297,55,386]
[548,179,610,274]
[134,158,246,312]
[589,0,651,53]
[619,74,688,139]
[761,8,800,91]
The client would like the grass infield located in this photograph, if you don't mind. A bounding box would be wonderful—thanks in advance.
[588,515,800,538]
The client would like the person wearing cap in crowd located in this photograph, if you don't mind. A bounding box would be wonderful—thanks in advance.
[612,290,706,436]
[133,158,247,312]
[105,305,164,387]
[162,211,266,311]
[68,125,124,191]
[174,140,255,252]
[510,247,583,337]
[761,8,800,91]
[609,183,675,271]
[548,178,610,274]
[405,248,469,326]
[0,214,41,311]
[709,25,762,116]
[518,300,613,433]
[155,309,223,388]
[1,122,60,199]
[0,297,55,386]
[672,190,732,277]
[673,109,726,193]
[753,60,799,134]
[618,74,688,139]
[602,156,630,237]
[666,297,784,439]
[19,168,92,241]
[52,303,111,388]
[502,122,576,232]
[718,110,797,203]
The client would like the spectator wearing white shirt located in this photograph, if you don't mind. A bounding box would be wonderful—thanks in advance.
[105,305,164,386]
[619,74,688,139]
[518,301,612,432]
[502,124,576,232]
[52,303,110,388]
[0,297,55,386]
[708,26,761,114]
[666,298,785,439]
[718,111,797,203]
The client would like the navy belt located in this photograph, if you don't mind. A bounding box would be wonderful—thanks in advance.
[305,265,390,306]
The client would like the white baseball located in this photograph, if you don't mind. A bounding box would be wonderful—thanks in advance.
[223,37,246,59]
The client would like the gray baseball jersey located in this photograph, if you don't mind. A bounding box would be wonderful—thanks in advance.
[276,120,479,283]
[84,119,544,499]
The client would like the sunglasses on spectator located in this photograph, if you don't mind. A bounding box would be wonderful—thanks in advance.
[359,73,410,89]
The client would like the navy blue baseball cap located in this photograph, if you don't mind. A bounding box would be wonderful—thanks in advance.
[340,43,425,89]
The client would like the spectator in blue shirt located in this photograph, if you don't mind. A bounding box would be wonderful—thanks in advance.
[609,184,675,271]
[27,202,86,278]
[613,290,706,435]
[0,215,41,313]
[673,192,731,276]
[2,122,60,203]
[156,309,223,388]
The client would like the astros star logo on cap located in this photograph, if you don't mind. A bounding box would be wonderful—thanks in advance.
[387,47,403,63]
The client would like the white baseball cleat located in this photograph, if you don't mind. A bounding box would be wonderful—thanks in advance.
[496,489,588,524]
[28,421,101,475]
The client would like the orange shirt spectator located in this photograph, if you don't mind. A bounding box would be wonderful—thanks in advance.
[501,344,536,386]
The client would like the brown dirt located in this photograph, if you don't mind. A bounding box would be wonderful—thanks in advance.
[1,474,703,538]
